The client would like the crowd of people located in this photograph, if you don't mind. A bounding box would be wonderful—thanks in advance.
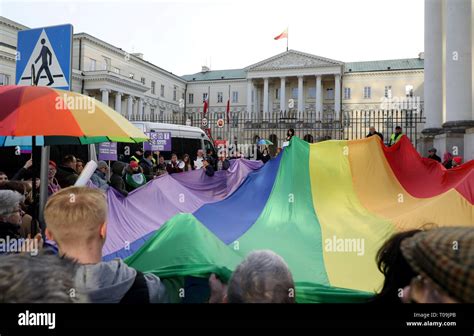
[0,185,472,304]
[0,129,471,304]
[0,145,264,200]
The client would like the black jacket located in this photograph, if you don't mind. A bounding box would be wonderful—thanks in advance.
[109,162,128,196]
[428,154,441,163]
[0,221,22,241]
[55,165,79,188]
[204,165,215,177]
[140,159,154,181]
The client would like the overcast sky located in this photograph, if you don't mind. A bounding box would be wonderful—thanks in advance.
[1,0,424,76]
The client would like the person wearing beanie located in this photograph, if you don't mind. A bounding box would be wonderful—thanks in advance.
[124,161,146,192]
[452,156,463,168]
[90,161,110,191]
[109,161,128,197]
[400,227,474,303]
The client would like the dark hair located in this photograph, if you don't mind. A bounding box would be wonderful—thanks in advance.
[287,129,295,136]
[76,158,84,164]
[0,171,7,176]
[62,155,76,165]
[370,230,422,303]
[183,154,190,161]
[144,151,152,158]
[171,153,177,158]
[395,126,402,130]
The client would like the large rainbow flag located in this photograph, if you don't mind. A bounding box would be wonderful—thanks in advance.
[105,136,474,303]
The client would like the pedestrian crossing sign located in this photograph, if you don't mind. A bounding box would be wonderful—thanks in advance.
[15,24,73,90]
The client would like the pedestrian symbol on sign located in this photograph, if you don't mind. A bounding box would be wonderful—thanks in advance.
[33,38,54,86]
[16,25,72,89]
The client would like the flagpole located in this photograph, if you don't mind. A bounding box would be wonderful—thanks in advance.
[286,27,289,51]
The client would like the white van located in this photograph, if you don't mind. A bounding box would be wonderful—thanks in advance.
[128,122,216,160]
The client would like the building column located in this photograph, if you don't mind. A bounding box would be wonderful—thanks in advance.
[253,83,258,118]
[127,95,134,119]
[101,89,110,106]
[297,76,304,118]
[138,98,144,120]
[247,79,253,118]
[315,75,323,120]
[445,0,473,124]
[263,78,269,119]
[280,77,286,115]
[423,0,443,131]
[114,92,122,114]
[434,0,474,161]
[334,74,341,120]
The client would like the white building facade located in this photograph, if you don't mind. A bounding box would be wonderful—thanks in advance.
[7,15,467,156]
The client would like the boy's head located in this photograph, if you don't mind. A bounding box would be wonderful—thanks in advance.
[44,187,107,251]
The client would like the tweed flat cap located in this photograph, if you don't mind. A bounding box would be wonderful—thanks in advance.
[400,227,474,303]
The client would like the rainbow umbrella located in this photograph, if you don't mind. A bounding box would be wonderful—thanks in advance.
[0,85,148,236]
[0,85,147,144]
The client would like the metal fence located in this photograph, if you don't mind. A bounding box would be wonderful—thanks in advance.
[128,108,425,153]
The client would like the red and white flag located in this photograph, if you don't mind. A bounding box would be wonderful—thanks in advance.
[274,28,288,40]
[203,99,208,116]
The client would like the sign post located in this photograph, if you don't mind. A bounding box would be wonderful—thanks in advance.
[15,24,73,236]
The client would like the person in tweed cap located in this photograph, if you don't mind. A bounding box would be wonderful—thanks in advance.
[400,227,474,303]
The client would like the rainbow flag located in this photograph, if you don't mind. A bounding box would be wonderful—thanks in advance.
[120,136,473,303]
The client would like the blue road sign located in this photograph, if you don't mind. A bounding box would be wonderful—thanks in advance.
[15,24,73,90]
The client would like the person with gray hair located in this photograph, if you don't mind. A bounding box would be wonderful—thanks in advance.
[0,190,25,241]
[90,161,110,191]
[0,252,87,303]
[209,250,296,303]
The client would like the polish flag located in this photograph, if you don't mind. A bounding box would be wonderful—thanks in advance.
[274,28,288,40]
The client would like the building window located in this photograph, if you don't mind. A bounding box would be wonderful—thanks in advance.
[326,88,334,100]
[189,93,194,104]
[160,85,165,97]
[173,86,177,101]
[0,74,10,86]
[203,93,208,101]
[141,77,146,85]
[292,88,298,99]
[102,56,111,71]
[217,92,223,103]
[275,88,280,100]
[364,86,371,99]
[308,87,316,98]
[343,87,351,100]
[384,86,392,98]
[405,85,414,97]
[112,67,120,74]
[232,91,239,103]
[89,58,96,71]
[182,92,185,100]
[150,81,156,94]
